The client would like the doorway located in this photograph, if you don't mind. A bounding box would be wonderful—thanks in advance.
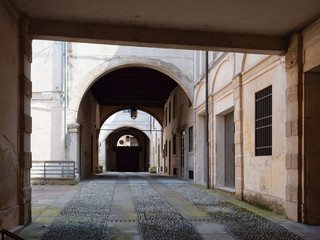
[303,72,320,224]
[116,147,139,172]
[180,131,185,178]
[215,110,235,189]
[225,112,235,188]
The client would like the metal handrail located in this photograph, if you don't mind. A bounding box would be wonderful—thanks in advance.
[0,229,24,240]
[31,161,75,179]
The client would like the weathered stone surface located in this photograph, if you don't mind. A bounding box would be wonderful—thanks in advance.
[285,85,298,105]
[286,153,299,170]
[0,135,18,208]
[24,151,32,169]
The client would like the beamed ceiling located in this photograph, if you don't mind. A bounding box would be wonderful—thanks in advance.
[90,67,177,108]
[8,0,320,54]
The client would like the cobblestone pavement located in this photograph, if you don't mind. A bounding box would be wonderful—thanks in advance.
[41,183,115,240]
[20,173,320,240]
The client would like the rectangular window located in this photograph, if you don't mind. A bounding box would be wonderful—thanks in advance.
[155,134,157,152]
[165,140,168,156]
[164,107,167,126]
[173,95,176,119]
[173,134,176,154]
[169,101,171,123]
[189,126,193,152]
[255,86,272,156]
[189,170,194,180]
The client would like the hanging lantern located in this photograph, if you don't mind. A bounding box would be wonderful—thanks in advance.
[130,108,137,120]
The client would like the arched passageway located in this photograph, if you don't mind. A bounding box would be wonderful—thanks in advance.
[105,128,149,172]
[76,66,191,179]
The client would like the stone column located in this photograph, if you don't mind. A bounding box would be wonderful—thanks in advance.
[233,74,244,200]
[19,15,32,225]
[285,33,302,222]
[68,123,80,181]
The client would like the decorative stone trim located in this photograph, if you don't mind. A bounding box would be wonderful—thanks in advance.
[286,185,299,203]
[18,15,32,225]
[286,153,299,170]
[233,74,244,200]
[19,75,32,98]
[284,33,303,222]
[285,85,299,104]
[23,151,32,169]
[285,120,299,137]
[20,114,32,134]
[68,123,80,133]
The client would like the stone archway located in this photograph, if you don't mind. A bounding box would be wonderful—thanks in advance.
[105,127,150,172]
[68,57,193,124]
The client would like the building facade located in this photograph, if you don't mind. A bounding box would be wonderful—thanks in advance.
[30,35,320,225]
[1,0,320,232]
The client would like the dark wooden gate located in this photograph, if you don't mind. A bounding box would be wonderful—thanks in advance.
[116,147,139,172]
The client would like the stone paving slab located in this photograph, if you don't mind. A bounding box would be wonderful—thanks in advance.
[108,182,138,221]
[18,173,320,240]
[191,222,228,235]
[164,181,304,240]
[105,176,141,240]
[276,220,320,240]
[129,179,202,240]
[106,221,141,240]
[202,234,236,240]
[150,182,212,220]
[19,184,83,240]
[150,181,235,239]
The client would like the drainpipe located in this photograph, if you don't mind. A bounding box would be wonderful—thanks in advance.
[60,43,64,104]
[64,42,68,152]
[205,51,209,189]
[150,115,152,134]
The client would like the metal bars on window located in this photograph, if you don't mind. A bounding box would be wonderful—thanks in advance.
[173,134,176,154]
[189,126,193,152]
[255,86,272,156]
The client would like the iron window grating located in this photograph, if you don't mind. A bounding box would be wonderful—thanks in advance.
[165,107,167,126]
[255,85,272,156]
[165,140,168,156]
[173,134,176,154]
[189,126,193,152]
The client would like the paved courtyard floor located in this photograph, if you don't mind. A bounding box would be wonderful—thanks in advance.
[19,172,320,240]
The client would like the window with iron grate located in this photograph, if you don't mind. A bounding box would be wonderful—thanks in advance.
[173,134,176,154]
[255,86,272,156]
[189,126,193,152]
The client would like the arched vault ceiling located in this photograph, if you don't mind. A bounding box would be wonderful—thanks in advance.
[90,67,177,107]
[11,0,320,54]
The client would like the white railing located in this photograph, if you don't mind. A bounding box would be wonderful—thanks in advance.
[31,161,75,179]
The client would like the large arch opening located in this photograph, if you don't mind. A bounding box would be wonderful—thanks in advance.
[105,128,148,172]
[76,66,192,179]
[98,109,162,173]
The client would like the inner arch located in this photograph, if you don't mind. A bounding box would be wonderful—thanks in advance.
[90,67,178,108]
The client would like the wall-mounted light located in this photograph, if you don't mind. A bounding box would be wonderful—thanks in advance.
[131,108,137,120]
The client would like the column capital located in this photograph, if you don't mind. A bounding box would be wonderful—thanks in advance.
[232,73,243,88]
[68,123,80,133]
